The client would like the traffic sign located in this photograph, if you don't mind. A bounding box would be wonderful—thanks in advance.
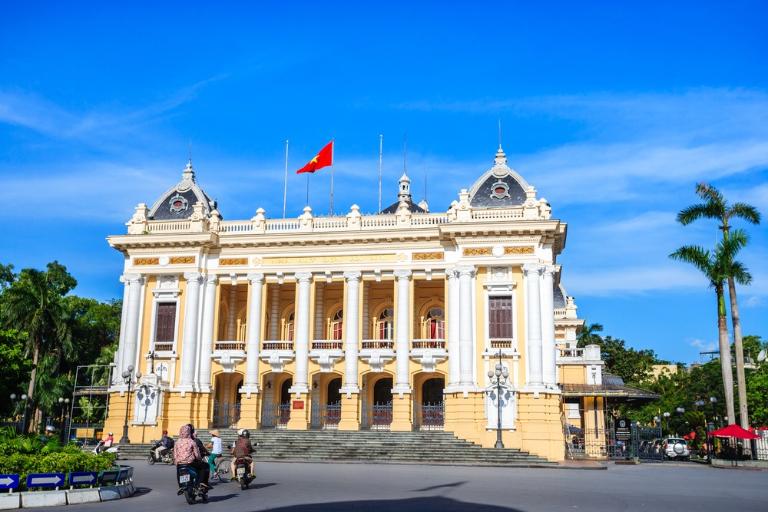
[26,473,65,488]
[0,474,19,490]
[69,472,98,486]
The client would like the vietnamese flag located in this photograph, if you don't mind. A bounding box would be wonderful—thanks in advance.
[296,141,333,174]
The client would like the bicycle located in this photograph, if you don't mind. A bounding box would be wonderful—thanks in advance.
[210,456,231,483]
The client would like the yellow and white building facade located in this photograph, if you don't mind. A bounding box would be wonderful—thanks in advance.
[104,147,608,461]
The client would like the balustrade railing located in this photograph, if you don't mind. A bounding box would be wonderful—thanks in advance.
[412,339,446,349]
[471,208,524,220]
[153,342,174,352]
[311,340,344,350]
[489,338,514,349]
[553,307,567,318]
[361,339,394,350]
[146,220,192,233]
[262,340,294,351]
[558,347,584,358]
[214,341,246,351]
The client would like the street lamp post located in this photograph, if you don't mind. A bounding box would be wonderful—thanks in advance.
[20,393,28,434]
[119,365,141,444]
[709,396,718,427]
[663,411,671,436]
[485,350,510,449]
[57,397,70,442]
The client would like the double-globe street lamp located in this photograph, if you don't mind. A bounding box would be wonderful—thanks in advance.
[9,393,29,434]
[119,365,141,444]
[57,397,70,442]
[486,350,511,449]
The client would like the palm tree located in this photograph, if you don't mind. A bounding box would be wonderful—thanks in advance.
[577,322,604,347]
[0,262,75,432]
[678,183,761,428]
[670,231,751,425]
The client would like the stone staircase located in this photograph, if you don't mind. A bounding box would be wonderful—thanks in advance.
[116,429,554,466]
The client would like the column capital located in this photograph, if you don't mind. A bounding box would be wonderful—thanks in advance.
[247,272,265,284]
[455,265,476,278]
[183,271,203,283]
[445,269,458,280]
[295,272,313,283]
[394,269,412,280]
[122,273,144,285]
[343,271,362,282]
[205,274,219,285]
[541,264,557,277]
[522,263,543,276]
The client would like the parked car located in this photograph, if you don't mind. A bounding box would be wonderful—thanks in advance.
[662,437,690,460]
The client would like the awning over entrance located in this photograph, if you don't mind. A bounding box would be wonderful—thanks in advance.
[561,374,658,403]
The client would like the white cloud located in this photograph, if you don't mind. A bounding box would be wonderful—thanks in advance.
[565,264,706,296]
[689,338,717,352]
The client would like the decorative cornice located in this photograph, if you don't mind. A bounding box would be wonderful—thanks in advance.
[412,251,444,261]
[220,257,248,266]
[462,247,492,256]
[134,257,160,266]
[504,246,535,255]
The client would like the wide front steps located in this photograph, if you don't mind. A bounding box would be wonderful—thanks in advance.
[116,429,554,466]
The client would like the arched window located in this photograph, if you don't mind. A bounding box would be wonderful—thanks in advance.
[424,307,445,339]
[330,309,343,340]
[283,312,295,341]
[376,308,394,340]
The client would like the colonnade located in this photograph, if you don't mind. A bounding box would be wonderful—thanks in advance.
[113,263,558,395]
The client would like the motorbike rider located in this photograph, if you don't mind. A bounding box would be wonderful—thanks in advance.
[173,424,210,490]
[230,428,255,478]
[154,430,174,461]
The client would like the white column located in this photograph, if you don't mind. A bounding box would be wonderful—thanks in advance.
[341,272,361,394]
[113,276,131,385]
[198,274,218,391]
[242,273,264,395]
[394,270,412,393]
[361,281,369,340]
[290,272,312,395]
[226,280,237,340]
[269,284,279,340]
[457,266,475,387]
[120,274,144,384]
[446,269,461,388]
[540,265,557,388]
[523,264,544,388]
[314,282,324,338]
[179,272,203,390]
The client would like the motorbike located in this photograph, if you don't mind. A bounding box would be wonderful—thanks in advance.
[92,441,119,457]
[147,441,174,465]
[177,464,208,505]
[233,457,254,490]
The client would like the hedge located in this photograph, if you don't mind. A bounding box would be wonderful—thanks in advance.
[0,451,117,490]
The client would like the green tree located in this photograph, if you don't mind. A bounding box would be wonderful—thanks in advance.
[670,230,751,425]
[0,262,76,431]
[0,328,32,418]
[678,183,761,428]
[577,322,603,346]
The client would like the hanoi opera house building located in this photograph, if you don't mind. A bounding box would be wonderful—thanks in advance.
[104,146,613,462]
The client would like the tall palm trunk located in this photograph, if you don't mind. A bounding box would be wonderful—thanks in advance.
[716,284,736,424]
[727,276,749,428]
[25,342,40,433]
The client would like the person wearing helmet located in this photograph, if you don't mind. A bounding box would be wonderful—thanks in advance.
[174,424,210,489]
[231,428,255,478]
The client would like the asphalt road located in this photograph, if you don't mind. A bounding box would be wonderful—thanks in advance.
[62,461,768,512]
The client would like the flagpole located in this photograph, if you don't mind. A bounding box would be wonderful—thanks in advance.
[283,139,289,218]
[329,139,335,216]
[306,174,310,207]
[378,134,383,213]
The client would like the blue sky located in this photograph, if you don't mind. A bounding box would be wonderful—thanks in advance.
[1,1,766,363]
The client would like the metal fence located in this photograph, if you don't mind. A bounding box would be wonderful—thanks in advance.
[414,403,444,431]
[212,401,241,427]
[564,422,663,461]
[756,431,768,461]
[362,403,392,430]
[262,404,291,429]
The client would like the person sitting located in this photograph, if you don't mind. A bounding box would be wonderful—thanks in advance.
[97,432,114,454]
[173,424,210,489]
[231,429,255,478]
[154,430,174,461]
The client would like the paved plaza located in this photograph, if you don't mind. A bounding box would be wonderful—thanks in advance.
[61,461,767,512]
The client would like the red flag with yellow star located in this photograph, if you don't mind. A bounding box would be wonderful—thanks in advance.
[296,141,333,174]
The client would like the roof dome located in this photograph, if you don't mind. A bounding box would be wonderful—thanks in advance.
[147,160,218,220]
[467,147,530,208]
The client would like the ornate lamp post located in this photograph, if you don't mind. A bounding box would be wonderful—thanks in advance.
[696,399,713,463]
[485,350,510,449]
[19,393,29,434]
[119,365,141,444]
[57,397,70,442]
[663,411,671,435]
[709,396,718,427]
